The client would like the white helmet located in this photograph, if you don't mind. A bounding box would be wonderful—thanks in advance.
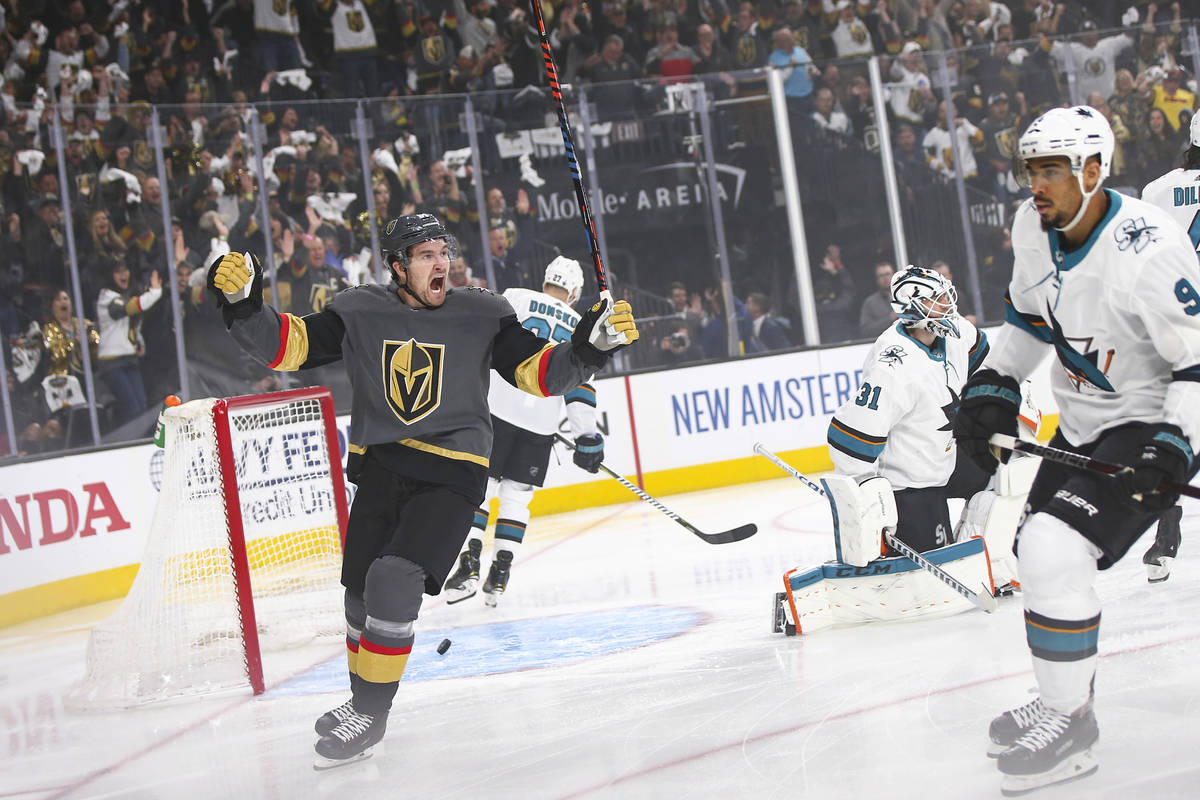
[890,265,960,339]
[543,256,584,304]
[1016,105,1113,232]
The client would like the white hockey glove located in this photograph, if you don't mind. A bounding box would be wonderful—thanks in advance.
[207,251,264,322]
[571,297,639,366]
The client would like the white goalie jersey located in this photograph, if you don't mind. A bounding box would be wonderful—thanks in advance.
[827,319,988,489]
[488,287,597,437]
[985,190,1200,451]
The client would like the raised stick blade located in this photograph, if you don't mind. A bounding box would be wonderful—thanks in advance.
[980,584,998,613]
[696,523,758,545]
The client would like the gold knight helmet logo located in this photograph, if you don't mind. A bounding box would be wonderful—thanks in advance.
[382,339,445,424]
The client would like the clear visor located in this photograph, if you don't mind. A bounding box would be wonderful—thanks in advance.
[1012,154,1032,188]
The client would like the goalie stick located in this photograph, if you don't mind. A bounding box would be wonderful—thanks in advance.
[527,0,611,300]
[752,442,997,613]
[989,433,1200,501]
[555,434,757,544]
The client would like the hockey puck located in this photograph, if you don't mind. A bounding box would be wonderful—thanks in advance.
[436,638,452,655]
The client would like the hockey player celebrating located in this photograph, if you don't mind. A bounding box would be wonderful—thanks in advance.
[825,265,991,558]
[954,106,1200,795]
[443,256,605,606]
[206,213,638,768]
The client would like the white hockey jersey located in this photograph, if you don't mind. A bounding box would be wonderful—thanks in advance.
[488,287,597,436]
[828,318,988,489]
[96,286,162,361]
[1140,167,1200,257]
[986,189,1200,452]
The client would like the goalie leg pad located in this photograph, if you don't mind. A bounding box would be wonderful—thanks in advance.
[782,538,990,633]
[822,474,894,567]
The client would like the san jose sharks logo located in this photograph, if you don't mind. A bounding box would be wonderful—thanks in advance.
[382,339,445,424]
[878,345,906,366]
[1046,307,1115,392]
[1114,217,1159,253]
[938,387,960,432]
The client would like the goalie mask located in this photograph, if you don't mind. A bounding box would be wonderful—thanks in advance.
[381,213,459,282]
[890,265,960,339]
[1013,105,1113,233]
[543,256,584,305]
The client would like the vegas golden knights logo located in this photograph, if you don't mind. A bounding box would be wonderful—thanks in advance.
[348,10,365,31]
[423,35,446,65]
[382,339,444,424]
[995,126,1017,159]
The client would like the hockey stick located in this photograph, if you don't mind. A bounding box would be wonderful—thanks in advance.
[988,433,1200,501]
[555,434,757,544]
[752,443,997,613]
[528,0,610,299]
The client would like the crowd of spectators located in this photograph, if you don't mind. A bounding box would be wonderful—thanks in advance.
[4,0,1200,456]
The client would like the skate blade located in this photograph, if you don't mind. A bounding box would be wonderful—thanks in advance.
[444,580,479,605]
[1146,557,1173,584]
[483,590,501,608]
[312,742,382,771]
[999,750,1097,796]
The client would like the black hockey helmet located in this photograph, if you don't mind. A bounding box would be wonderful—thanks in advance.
[381,213,459,281]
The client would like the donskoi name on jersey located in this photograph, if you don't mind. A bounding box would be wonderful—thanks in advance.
[527,299,579,327]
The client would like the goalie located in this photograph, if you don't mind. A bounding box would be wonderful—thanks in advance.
[776,266,1024,635]
[825,265,993,561]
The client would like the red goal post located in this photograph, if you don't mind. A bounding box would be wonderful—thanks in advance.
[69,387,350,709]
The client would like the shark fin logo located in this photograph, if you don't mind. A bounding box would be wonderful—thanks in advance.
[1046,306,1115,392]
[382,339,445,424]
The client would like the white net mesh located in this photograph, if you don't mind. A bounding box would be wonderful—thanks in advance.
[67,394,345,710]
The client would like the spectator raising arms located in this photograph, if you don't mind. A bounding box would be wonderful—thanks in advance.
[96,261,162,427]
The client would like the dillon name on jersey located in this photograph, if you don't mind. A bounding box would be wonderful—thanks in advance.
[488,287,586,435]
[827,318,988,489]
[1140,167,1200,257]
[988,189,1200,451]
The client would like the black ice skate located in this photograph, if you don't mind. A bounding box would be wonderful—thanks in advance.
[313,708,387,770]
[482,550,513,608]
[987,696,1046,757]
[444,539,482,604]
[996,705,1099,797]
[314,698,355,736]
[1143,505,1182,583]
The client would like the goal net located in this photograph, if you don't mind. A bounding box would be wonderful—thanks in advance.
[67,388,350,709]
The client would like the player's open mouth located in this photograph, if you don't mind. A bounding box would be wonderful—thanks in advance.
[430,276,445,293]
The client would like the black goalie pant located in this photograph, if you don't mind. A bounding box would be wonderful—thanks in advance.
[891,449,991,554]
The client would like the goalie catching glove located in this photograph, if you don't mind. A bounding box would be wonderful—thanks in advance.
[571,298,639,367]
[207,251,264,324]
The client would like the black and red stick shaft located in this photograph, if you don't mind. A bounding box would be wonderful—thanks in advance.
[527,0,611,300]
